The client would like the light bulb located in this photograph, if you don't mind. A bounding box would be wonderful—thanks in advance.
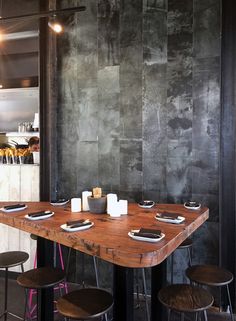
[48,21,63,33]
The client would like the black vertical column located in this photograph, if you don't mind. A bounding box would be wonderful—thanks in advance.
[113,265,134,321]
[37,237,54,321]
[39,0,50,201]
[220,0,236,309]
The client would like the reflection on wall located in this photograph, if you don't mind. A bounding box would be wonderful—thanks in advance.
[0,88,39,132]
[55,0,220,268]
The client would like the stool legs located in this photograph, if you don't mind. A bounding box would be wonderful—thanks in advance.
[141,268,150,321]
[1,263,25,321]
[93,256,99,287]
[3,267,8,321]
[226,284,234,321]
[203,310,208,321]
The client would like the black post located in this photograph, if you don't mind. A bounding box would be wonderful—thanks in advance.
[220,0,236,310]
[39,0,50,201]
[37,237,54,321]
[151,261,167,321]
[113,265,134,321]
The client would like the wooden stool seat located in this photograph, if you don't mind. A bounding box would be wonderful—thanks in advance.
[0,251,29,321]
[186,265,234,321]
[0,251,29,268]
[158,284,213,320]
[17,266,65,289]
[57,288,113,320]
[186,264,233,287]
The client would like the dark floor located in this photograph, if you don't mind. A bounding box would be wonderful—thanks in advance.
[0,277,234,321]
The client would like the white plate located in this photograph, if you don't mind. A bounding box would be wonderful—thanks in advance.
[61,222,94,232]
[50,200,69,206]
[184,203,201,210]
[155,214,185,224]
[25,212,54,220]
[128,230,165,243]
[0,205,27,213]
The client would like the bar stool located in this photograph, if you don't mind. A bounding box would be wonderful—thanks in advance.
[170,238,193,284]
[27,235,71,319]
[158,284,214,320]
[0,251,29,321]
[17,266,65,321]
[57,287,113,320]
[186,265,234,321]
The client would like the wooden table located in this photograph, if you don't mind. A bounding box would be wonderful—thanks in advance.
[0,202,209,321]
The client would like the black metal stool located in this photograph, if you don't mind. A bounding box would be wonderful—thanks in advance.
[17,266,65,321]
[0,251,29,321]
[186,265,234,321]
[57,287,113,320]
[158,284,214,320]
[170,238,193,284]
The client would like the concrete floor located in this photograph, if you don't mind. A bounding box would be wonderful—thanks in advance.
[0,277,234,321]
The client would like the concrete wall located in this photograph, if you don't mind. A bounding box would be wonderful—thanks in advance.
[54,0,221,284]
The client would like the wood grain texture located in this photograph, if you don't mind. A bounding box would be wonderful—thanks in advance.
[158,284,214,312]
[0,202,208,268]
[0,165,39,271]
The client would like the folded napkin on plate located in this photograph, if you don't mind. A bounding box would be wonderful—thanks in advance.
[28,211,52,218]
[66,219,91,228]
[133,228,161,239]
[4,204,25,210]
[157,212,180,220]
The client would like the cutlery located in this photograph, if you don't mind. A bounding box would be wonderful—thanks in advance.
[4,204,26,210]
[66,219,91,229]
[28,210,52,217]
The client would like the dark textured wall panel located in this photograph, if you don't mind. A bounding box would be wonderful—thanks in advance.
[55,0,221,269]
[143,8,167,201]
[98,0,120,67]
[166,0,193,201]
[120,0,143,140]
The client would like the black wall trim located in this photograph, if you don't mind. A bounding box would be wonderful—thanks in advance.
[220,0,236,308]
[39,0,50,201]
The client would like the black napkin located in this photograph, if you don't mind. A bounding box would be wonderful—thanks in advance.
[28,211,52,218]
[66,219,91,229]
[157,212,180,220]
[133,228,161,239]
[4,204,25,210]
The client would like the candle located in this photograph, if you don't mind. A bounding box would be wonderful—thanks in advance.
[109,206,121,217]
[119,200,128,215]
[107,193,118,215]
[71,198,81,212]
[82,191,92,211]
